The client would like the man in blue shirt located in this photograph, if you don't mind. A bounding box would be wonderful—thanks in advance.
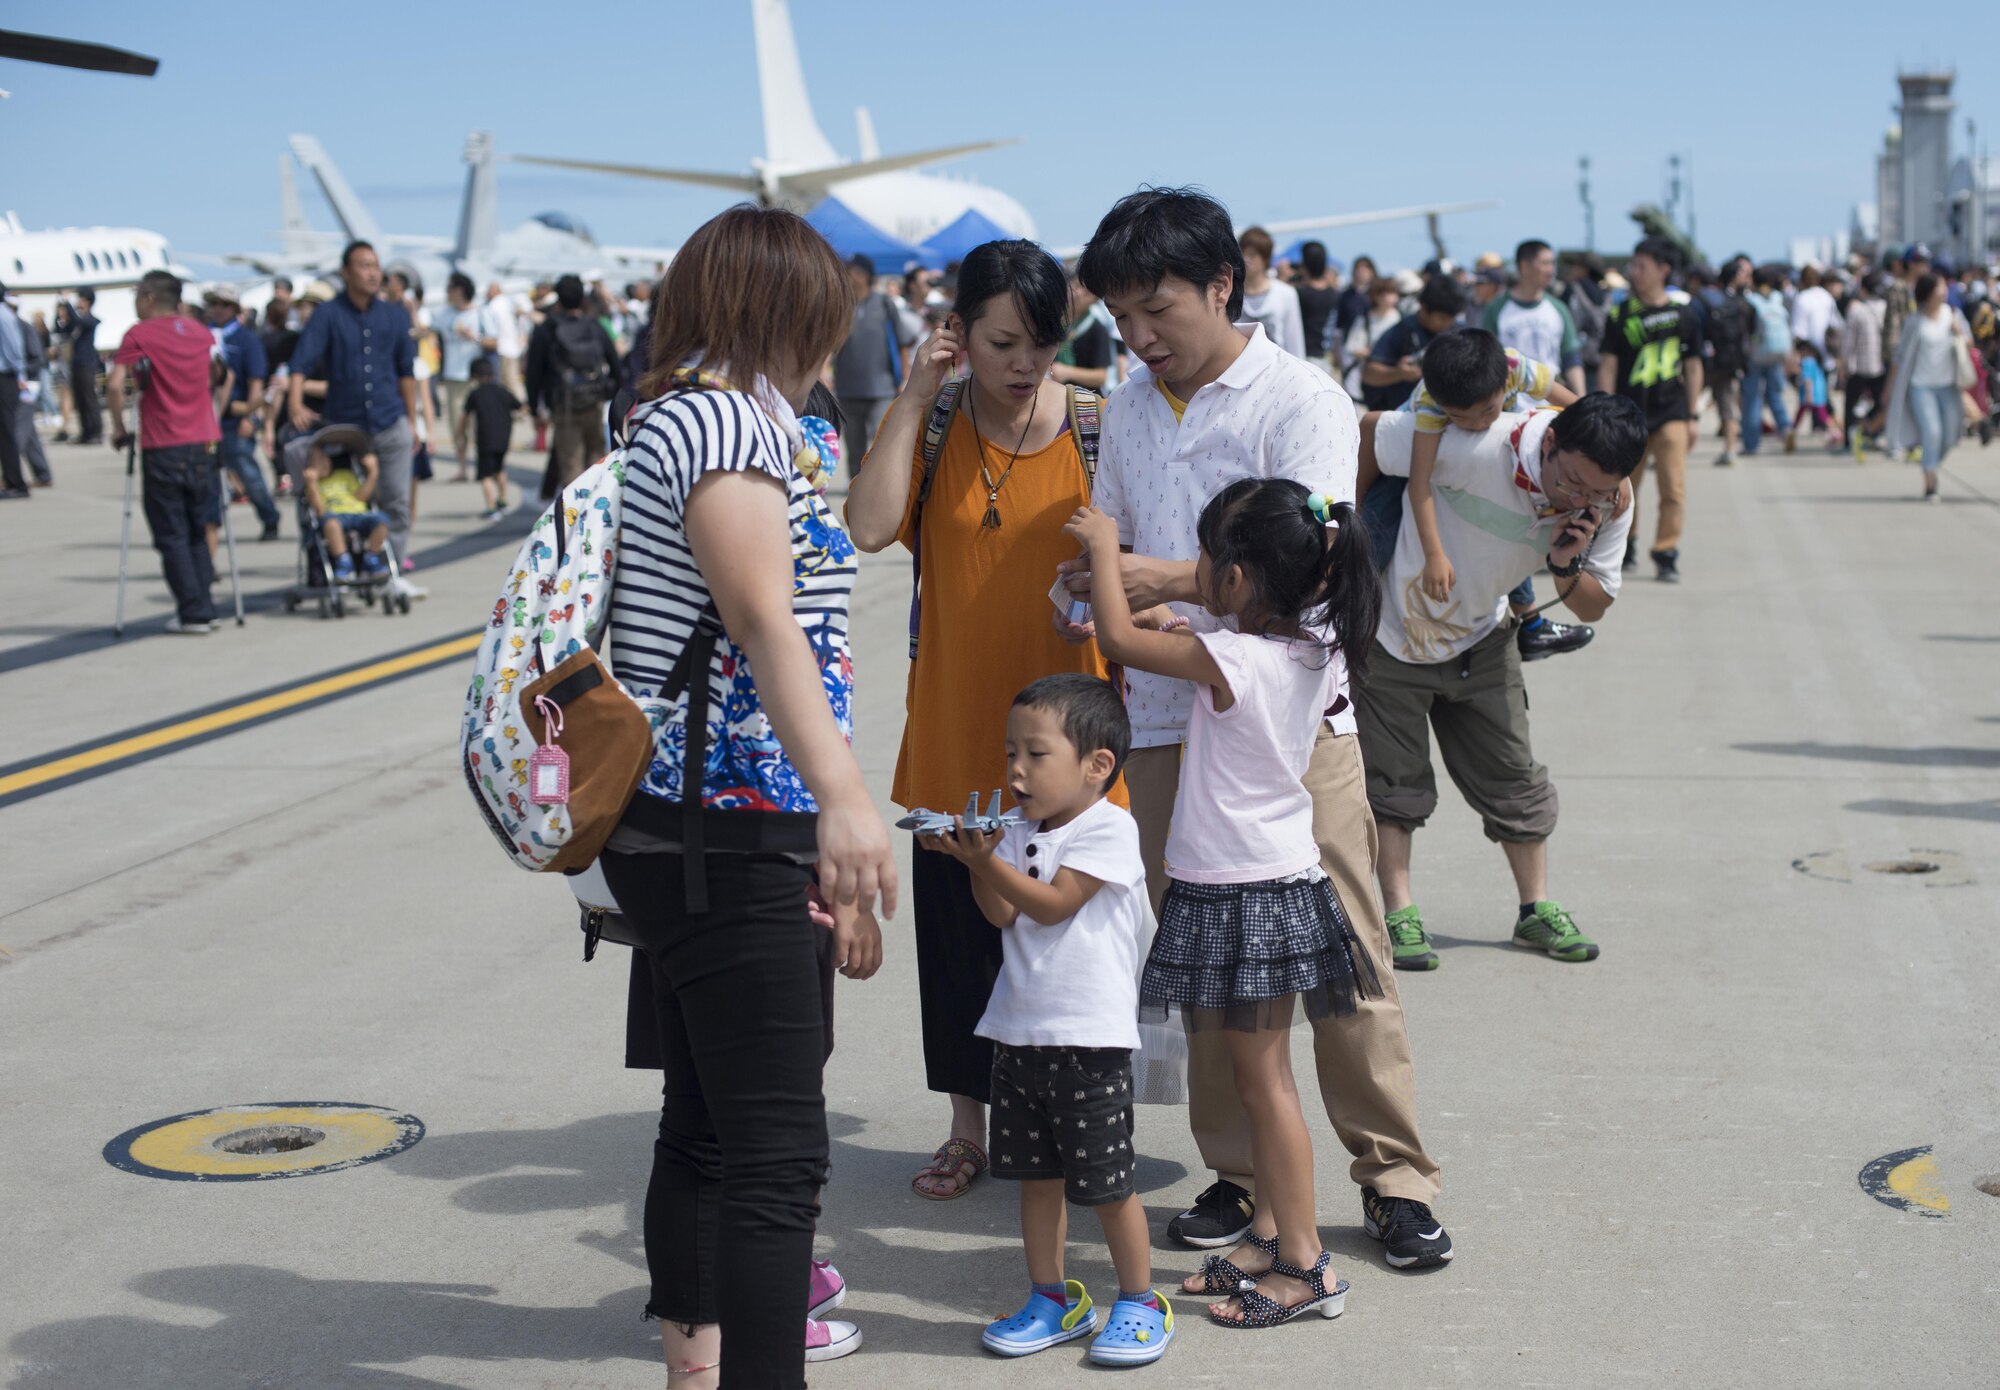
[0,289,25,497]
[286,240,418,571]
[204,286,281,541]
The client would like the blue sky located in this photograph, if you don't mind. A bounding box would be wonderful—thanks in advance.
[6,0,1996,274]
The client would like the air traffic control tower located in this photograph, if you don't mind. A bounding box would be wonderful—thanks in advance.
[1895,70,1955,247]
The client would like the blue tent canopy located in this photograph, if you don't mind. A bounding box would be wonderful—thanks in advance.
[1277,238,1345,273]
[918,207,1017,265]
[805,197,939,271]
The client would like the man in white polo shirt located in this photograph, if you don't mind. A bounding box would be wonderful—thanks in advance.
[1356,394,1645,970]
[1063,186,1452,1272]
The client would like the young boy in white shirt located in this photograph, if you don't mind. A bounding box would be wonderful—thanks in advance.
[920,674,1172,1367]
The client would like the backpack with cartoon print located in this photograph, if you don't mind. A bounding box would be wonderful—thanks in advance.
[460,455,658,873]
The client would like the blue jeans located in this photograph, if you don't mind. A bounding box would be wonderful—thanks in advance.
[1362,473,1535,609]
[1740,360,1789,455]
[1908,384,1960,474]
[211,428,280,529]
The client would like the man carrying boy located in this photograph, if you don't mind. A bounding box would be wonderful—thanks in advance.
[465,357,519,520]
[1355,393,1648,969]
[1065,187,1453,1271]
[923,675,1173,1366]
[299,423,391,580]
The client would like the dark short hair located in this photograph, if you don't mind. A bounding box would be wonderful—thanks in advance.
[1549,393,1648,477]
[1631,236,1679,272]
[1077,185,1245,320]
[1422,328,1508,409]
[273,277,293,293]
[470,356,495,381]
[447,271,476,301]
[1418,274,1465,318]
[847,253,875,280]
[1752,265,1783,292]
[77,287,96,306]
[1013,674,1131,785]
[1913,271,1942,305]
[137,269,182,306]
[1515,239,1552,268]
[555,274,584,310]
[952,239,1068,349]
[1300,241,1329,278]
[1352,255,1377,277]
[340,240,375,270]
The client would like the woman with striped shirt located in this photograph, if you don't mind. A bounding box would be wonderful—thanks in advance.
[598,205,897,1390]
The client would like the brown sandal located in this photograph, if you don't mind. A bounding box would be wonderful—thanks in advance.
[911,1137,987,1201]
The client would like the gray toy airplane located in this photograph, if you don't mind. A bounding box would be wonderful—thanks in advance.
[895,790,1022,836]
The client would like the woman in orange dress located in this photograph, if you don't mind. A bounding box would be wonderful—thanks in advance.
[846,240,1121,1200]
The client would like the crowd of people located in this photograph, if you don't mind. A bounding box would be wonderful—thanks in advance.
[469,188,1721,1390]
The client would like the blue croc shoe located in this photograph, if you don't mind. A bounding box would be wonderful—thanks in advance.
[982,1280,1096,1356]
[1089,1292,1175,1366]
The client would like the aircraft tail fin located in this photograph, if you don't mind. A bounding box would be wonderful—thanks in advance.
[454,130,499,265]
[986,790,1002,823]
[962,791,979,823]
[278,154,315,255]
[752,0,839,169]
[287,134,383,244]
[855,107,880,162]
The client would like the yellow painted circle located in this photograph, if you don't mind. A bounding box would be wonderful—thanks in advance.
[105,1103,423,1182]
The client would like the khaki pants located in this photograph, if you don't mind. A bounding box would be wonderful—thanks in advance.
[439,378,475,459]
[1630,422,1689,553]
[1125,731,1440,1203]
[551,401,607,492]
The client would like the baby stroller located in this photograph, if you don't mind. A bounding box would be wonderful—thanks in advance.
[278,426,412,619]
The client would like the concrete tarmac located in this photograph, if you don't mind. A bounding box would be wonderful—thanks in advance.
[3,424,1997,1388]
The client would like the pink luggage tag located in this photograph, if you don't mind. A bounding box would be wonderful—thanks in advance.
[529,694,571,805]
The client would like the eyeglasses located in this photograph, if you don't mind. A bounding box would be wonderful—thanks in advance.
[1543,449,1620,510]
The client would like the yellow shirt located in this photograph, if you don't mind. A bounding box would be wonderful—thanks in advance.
[886,405,1124,813]
[1157,379,1189,423]
[318,466,367,515]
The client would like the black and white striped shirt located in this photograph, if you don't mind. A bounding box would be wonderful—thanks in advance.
[609,388,857,811]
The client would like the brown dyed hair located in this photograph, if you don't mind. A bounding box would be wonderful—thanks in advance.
[1238,225,1275,263]
[641,204,853,398]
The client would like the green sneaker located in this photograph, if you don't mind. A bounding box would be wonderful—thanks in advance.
[1386,906,1439,971]
[1511,901,1600,962]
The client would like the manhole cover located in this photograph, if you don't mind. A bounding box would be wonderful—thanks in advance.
[104,1102,423,1182]
[213,1124,326,1155]
[1863,858,1940,875]
[1792,849,1973,886]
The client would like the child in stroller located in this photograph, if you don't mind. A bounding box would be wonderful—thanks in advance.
[302,426,392,580]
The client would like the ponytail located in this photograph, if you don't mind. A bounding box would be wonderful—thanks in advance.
[1195,478,1379,680]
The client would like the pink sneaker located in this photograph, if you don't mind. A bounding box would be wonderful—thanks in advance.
[807,1258,846,1318]
[805,1317,861,1363]
[400,556,417,574]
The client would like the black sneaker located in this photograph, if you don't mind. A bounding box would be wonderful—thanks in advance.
[1621,537,1637,571]
[259,523,282,542]
[1516,618,1594,662]
[1652,548,1680,584]
[1167,1180,1255,1249]
[1361,1187,1454,1269]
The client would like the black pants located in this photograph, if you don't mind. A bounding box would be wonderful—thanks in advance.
[1845,373,1886,438]
[0,373,24,491]
[600,849,827,1390]
[142,445,219,623]
[912,840,1003,1102]
[73,365,103,443]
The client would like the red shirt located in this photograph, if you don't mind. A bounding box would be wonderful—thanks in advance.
[116,314,223,450]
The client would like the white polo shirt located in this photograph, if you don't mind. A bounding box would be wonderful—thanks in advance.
[1093,324,1361,749]
[1370,409,1632,664]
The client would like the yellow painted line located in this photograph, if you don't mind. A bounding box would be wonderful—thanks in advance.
[1886,1153,1952,1215]
[0,632,480,799]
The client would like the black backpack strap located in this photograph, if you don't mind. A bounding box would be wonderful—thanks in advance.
[661,604,724,914]
[907,378,965,659]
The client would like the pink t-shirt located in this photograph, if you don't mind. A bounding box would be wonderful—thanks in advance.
[1164,629,1337,885]
[116,314,222,450]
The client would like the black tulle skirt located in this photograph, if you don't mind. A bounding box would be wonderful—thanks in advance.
[1140,872,1383,1033]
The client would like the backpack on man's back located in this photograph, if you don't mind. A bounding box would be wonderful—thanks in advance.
[553,314,614,408]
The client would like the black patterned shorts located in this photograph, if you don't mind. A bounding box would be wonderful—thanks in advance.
[988,1043,1136,1206]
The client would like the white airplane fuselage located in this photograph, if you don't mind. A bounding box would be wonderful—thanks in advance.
[0,216,180,352]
